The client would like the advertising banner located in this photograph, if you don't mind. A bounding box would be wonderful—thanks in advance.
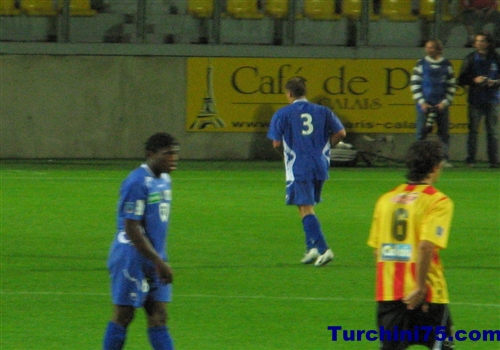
[186,57,467,133]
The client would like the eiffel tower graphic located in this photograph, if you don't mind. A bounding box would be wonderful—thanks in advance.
[190,58,226,130]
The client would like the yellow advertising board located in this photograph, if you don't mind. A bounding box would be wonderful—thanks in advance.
[186,57,467,133]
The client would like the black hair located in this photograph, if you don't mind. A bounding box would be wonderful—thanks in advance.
[405,140,444,182]
[285,77,307,98]
[145,132,179,153]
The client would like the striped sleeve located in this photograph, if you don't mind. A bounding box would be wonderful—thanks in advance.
[443,60,456,106]
[410,60,425,105]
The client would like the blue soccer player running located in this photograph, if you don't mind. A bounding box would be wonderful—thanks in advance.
[268,77,346,267]
[103,132,179,350]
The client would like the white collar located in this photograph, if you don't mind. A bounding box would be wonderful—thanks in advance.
[424,56,444,64]
[141,164,156,177]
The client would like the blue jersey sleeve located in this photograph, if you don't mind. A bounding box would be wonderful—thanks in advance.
[327,110,345,135]
[120,178,148,221]
[267,111,283,141]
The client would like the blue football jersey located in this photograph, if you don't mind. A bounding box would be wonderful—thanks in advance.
[110,164,172,261]
[267,99,345,181]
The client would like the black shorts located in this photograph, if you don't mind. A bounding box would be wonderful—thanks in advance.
[377,300,454,350]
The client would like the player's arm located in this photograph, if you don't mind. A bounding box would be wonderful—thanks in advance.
[330,128,346,147]
[457,55,475,87]
[402,239,434,310]
[272,140,284,156]
[410,61,427,108]
[404,196,452,309]
[267,112,283,155]
[125,218,173,284]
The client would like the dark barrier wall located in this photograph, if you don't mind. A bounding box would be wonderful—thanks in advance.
[0,45,496,161]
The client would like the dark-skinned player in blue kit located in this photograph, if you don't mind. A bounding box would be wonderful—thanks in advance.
[103,132,179,350]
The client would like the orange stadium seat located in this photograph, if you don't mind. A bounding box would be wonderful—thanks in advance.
[381,0,417,20]
[265,0,288,19]
[0,0,20,15]
[188,0,214,18]
[226,0,264,19]
[303,0,341,20]
[21,0,58,15]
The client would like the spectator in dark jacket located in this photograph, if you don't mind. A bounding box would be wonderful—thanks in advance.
[458,32,500,168]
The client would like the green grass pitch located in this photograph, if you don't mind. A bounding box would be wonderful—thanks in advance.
[1,160,499,349]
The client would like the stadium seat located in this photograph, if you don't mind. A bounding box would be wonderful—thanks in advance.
[226,0,264,19]
[0,0,20,15]
[187,0,213,18]
[265,0,288,19]
[342,0,361,19]
[69,0,96,16]
[381,0,417,21]
[21,0,58,15]
[419,0,453,20]
[343,0,380,19]
[303,0,341,20]
[21,0,96,16]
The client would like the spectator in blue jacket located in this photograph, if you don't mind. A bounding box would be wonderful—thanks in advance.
[410,39,456,166]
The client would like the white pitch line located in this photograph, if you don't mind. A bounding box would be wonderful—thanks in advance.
[1,176,498,183]
[1,291,498,308]
[174,294,500,309]
[0,176,122,181]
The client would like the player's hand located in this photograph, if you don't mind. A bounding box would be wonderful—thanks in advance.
[156,262,173,284]
[474,76,488,85]
[436,102,446,111]
[402,288,428,310]
[421,102,432,113]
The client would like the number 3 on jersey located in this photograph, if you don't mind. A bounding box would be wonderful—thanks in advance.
[301,113,314,135]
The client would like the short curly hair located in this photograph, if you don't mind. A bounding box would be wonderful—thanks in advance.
[405,140,444,182]
[145,132,179,153]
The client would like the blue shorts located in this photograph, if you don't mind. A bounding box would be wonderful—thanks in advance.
[285,180,324,205]
[107,243,172,308]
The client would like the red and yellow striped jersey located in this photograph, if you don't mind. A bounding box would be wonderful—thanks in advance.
[367,183,453,303]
